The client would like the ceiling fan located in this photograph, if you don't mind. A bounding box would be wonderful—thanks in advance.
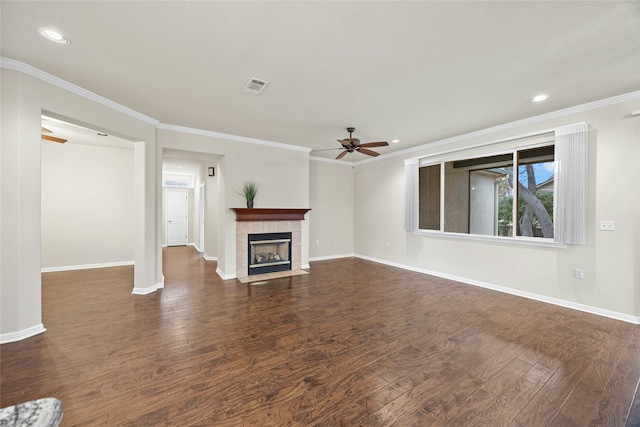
[41,127,67,143]
[312,127,389,160]
[335,127,388,160]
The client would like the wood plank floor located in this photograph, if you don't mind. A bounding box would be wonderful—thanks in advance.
[2,246,640,426]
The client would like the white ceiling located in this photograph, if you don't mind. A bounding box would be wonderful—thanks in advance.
[42,115,134,150]
[3,1,639,162]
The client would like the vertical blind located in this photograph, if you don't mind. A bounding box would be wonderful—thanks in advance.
[554,122,588,245]
[404,159,419,232]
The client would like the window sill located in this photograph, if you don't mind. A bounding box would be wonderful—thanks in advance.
[412,230,568,248]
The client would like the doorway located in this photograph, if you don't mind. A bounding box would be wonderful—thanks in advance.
[166,188,189,246]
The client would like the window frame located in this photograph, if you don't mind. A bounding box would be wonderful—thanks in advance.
[162,172,194,188]
[413,133,566,248]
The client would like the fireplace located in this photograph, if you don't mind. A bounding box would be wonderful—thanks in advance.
[231,208,311,280]
[248,232,292,276]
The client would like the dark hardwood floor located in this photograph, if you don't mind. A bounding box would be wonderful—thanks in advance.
[2,246,639,426]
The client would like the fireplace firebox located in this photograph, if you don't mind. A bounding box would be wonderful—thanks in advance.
[248,232,292,276]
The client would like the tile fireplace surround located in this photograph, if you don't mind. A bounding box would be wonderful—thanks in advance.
[231,208,311,280]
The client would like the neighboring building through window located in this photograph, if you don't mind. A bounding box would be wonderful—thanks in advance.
[418,137,555,240]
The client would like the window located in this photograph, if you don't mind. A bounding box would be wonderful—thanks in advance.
[163,173,193,188]
[418,164,441,230]
[407,123,587,245]
[418,144,554,239]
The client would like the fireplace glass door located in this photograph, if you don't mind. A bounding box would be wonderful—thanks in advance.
[248,232,292,275]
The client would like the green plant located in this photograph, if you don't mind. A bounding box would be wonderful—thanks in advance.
[238,180,260,202]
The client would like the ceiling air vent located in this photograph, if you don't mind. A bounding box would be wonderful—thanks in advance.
[243,77,268,95]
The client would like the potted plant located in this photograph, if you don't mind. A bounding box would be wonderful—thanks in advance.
[238,180,260,208]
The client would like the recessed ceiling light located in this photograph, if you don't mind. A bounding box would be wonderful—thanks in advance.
[532,94,550,102]
[391,139,400,144]
[39,28,70,44]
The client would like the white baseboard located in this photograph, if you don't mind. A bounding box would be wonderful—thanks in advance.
[203,254,217,261]
[0,323,46,344]
[309,253,355,262]
[354,253,640,325]
[42,261,134,273]
[131,284,160,295]
[302,263,311,269]
[188,242,201,253]
[216,267,236,280]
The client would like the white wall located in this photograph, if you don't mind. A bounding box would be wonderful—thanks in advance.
[205,161,219,259]
[41,141,134,269]
[309,160,355,259]
[157,128,311,278]
[353,96,640,320]
[1,66,158,341]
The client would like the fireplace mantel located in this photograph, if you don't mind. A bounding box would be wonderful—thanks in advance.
[230,208,311,222]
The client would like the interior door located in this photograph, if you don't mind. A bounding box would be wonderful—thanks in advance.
[167,189,188,246]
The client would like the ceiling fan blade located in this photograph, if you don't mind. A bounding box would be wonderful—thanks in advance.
[335,150,349,160]
[360,141,389,148]
[337,139,352,148]
[357,148,380,157]
[41,127,53,133]
[42,134,67,143]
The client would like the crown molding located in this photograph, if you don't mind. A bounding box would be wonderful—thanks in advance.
[2,57,312,153]
[5,57,637,161]
[157,123,311,153]
[309,156,353,165]
[1,57,159,126]
[353,90,640,166]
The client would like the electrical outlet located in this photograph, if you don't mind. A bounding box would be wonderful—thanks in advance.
[574,268,584,279]
[334,237,338,243]
[600,220,615,231]
[316,239,320,245]
[386,241,391,248]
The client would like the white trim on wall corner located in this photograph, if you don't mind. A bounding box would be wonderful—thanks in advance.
[41,261,134,273]
[131,285,160,295]
[309,253,356,262]
[203,255,217,261]
[216,268,236,280]
[189,242,201,253]
[353,254,640,325]
[0,323,46,344]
